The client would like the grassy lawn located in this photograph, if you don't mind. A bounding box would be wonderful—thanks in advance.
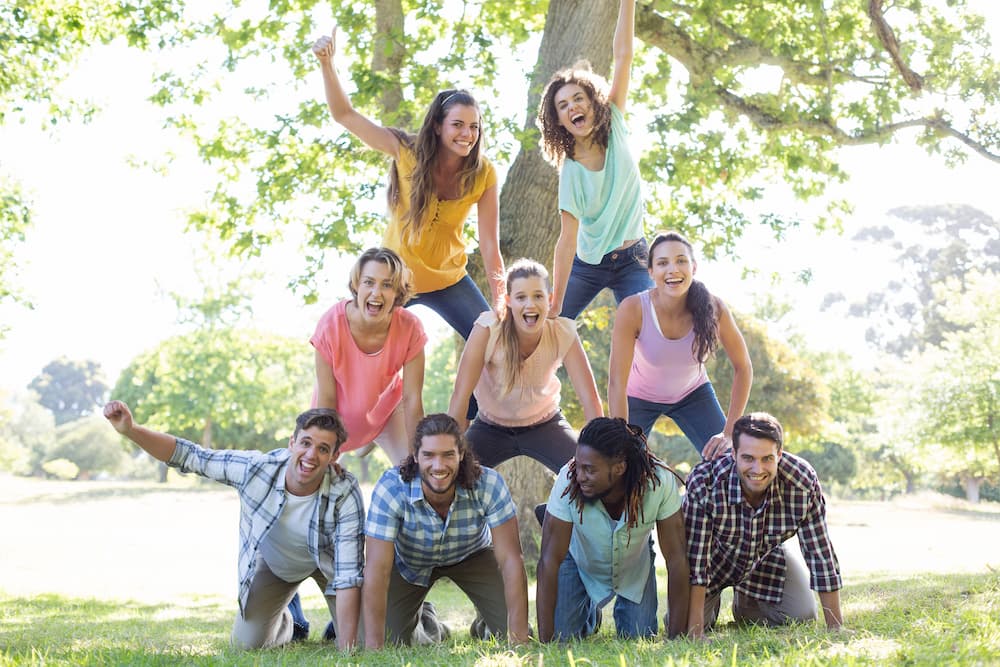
[2,475,999,666]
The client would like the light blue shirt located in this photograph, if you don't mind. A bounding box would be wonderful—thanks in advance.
[558,103,644,264]
[547,463,681,604]
[365,466,517,587]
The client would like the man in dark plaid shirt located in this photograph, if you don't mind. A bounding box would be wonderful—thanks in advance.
[103,400,365,650]
[683,412,843,638]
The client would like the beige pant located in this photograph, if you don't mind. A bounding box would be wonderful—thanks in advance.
[231,557,358,649]
[704,540,819,629]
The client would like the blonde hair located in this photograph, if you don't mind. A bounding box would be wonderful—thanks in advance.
[348,247,413,308]
[495,259,550,396]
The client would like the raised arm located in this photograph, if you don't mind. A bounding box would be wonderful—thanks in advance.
[361,536,395,649]
[702,298,753,460]
[447,321,490,431]
[490,518,530,644]
[656,511,691,638]
[607,294,642,420]
[535,512,573,642]
[313,28,401,157]
[563,335,604,422]
[549,210,580,319]
[103,400,177,463]
[476,185,506,308]
[608,0,636,110]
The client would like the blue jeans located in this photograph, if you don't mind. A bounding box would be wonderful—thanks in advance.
[553,547,658,639]
[560,238,652,320]
[628,382,726,455]
[407,273,490,339]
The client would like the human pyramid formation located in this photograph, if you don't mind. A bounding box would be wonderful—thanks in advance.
[102,0,843,651]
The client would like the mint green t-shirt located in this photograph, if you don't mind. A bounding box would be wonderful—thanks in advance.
[558,103,644,264]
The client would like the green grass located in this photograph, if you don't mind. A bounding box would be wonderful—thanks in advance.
[2,572,998,666]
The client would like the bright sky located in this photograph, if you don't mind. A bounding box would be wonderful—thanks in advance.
[2,6,999,396]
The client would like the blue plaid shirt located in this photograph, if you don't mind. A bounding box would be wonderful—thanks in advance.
[683,451,842,604]
[169,438,365,616]
[365,466,517,586]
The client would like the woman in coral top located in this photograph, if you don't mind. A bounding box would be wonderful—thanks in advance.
[447,259,603,473]
[313,28,505,338]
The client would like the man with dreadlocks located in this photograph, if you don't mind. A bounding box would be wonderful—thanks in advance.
[362,413,530,647]
[536,417,690,640]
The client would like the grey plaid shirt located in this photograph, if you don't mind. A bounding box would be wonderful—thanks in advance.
[169,438,365,616]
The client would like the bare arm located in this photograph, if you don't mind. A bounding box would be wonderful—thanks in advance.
[563,336,604,422]
[703,298,753,460]
[361,536,395,649]
[314,348,339,410]
[656,512,691,638]
[607,0,636,110]
[476,184,506,308]
[313,28,400,157]
[447,321,490,431]
[535,513,573,642]
[549,211,580,318]
[819,590,844,630]
[334,587,361,649]
[490,518,530,644]
[103,401,177,463]
[607,294,642,420]
[401,349,425,445]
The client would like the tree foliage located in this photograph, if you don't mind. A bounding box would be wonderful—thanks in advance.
[28,357,108,425]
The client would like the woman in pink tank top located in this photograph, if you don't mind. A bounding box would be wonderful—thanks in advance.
[608,231,752,460]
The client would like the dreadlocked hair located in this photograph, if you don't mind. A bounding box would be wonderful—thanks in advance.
[399,413,483,489]
[385,90,485,245]
[495,258,550,396]
[648,231,719,362]
[563,417,669,544]
[536,60,612,168]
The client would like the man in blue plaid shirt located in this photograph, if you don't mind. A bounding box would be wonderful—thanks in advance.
[362,413,530,647]
[103,400,365,650]
[683,412,843,638]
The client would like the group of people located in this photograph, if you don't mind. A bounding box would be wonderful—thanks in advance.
[101,0,843,651]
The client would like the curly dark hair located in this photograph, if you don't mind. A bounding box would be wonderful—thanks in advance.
[562,417,669,543]
[648,231,720,362]
[293,408,348,453]
[536,60,612,167]
[399,413,482,489]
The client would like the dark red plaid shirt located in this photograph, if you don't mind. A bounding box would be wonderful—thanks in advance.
[683,452,841,603]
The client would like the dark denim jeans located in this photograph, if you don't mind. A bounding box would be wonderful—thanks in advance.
[627,381,726,455]
[560,238,652,320]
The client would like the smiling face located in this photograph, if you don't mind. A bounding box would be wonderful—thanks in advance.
[506,275,550,336]
[285,426,340,496]
[355,259,399,325]
[574,443,625,502]
[649,239,696,296]
[734,434,781,506]
[417,433,463,501]
[435,104,481,159]
[553,83,594,140]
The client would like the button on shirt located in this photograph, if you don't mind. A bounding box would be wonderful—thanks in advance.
[365,466,517,587]
[168,439,366,616]
[683,452,842,604]
[546,464,682,605]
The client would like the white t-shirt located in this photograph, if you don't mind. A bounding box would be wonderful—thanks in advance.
[258,490,319,582]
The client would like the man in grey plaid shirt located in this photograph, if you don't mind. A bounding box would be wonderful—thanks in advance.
[103,400,365,650]
[683,412,844,638]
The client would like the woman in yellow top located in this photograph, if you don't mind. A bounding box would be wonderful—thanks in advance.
[313,28,505,339]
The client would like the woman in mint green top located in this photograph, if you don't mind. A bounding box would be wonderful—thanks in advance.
[536,0,651,320]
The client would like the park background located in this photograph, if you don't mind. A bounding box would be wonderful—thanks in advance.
[1,0,999,665]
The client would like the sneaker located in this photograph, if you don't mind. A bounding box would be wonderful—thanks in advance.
[534,503,547,527]
[323,621,336,642]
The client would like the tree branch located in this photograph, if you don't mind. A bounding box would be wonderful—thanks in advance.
[867,0,924,92]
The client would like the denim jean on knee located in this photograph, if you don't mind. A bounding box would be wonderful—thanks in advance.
[560,238,653,320]
[553,547,659,639]
[628,381,726,455]
[406,273,490,340]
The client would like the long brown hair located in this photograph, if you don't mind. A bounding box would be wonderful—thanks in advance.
[648,231,720,362]
[536,60,612,167]
[399,413,482,489]
[494,259,550,396]
[386,90,485,244]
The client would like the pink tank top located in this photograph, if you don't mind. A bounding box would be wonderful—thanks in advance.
[626,290,709,404]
